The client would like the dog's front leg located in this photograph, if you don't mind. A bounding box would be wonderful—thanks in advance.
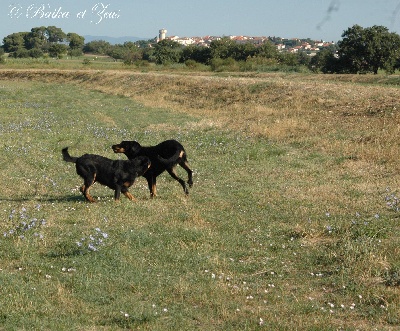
[146,175,157,198]
[114,186,122,201]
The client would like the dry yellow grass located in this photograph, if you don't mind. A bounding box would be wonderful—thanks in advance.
[1,69,399,170]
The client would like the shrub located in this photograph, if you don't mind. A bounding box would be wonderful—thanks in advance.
[29,48,44,58]
[210,57,239,72]
[68,48,83,58]
[10,48,30,58]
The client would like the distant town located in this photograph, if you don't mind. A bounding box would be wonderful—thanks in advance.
[156,29,336,56]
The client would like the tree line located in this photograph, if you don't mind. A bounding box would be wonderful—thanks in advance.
[1,26,84,59]
[1,24,400,74]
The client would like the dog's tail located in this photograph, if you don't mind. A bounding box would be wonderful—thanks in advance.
[62,147,78,163]
[157,149,186,166]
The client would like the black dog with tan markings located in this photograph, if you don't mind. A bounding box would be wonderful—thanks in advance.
[112,140,193,198]
[62,147,151,202]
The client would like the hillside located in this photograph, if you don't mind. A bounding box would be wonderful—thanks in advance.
[1,69,399,168]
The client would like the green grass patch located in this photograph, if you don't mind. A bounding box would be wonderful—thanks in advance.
[0,79,399,330]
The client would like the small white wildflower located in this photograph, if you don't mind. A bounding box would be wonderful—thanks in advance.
[259,318,264,326]
[120,311,129,318]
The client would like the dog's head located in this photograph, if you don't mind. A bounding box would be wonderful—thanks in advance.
[112,141,141,156]
[130,156,151,176]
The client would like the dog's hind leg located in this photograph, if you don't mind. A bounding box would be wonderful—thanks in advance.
[82,173,97,203]
[83,185,96,202]
[167,166,189,195]
[179,157,193,188]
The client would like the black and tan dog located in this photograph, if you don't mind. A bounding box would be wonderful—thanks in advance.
[111,140,193,197]
[62,147,151,202]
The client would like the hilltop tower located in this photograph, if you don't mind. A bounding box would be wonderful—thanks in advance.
[159,29,167,41]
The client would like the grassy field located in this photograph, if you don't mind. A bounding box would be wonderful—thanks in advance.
[0,68,399,330]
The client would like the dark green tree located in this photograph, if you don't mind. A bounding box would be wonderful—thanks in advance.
[3,26,68,54]
[122,41,138,50]
[277,52,298,66]
[82,40,112,54]
[256,41,278,59]
[106,45,127,60]
[153,39,182,64]
[68,48,83,57]
[29,48,44,58]
[309,48,338,73]
[25,26,47,49]
[210,38,260,62]
[296,51,311,66]
[135,39,154,48]
[181,45,211,64]
[48,43,67,58]
[66,34,83,57]
[338,25,400,74]
[209,37,237,59]
[67,33,85,50]
[123,51,143,65]
[2,32,28,52]
[231,42,257,61]
[11,48,30,58]
[46,26,66,43]
[122,42,143,64]
[0,48,5,64]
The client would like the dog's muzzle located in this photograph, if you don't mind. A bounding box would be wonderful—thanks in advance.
[112,145,124,153]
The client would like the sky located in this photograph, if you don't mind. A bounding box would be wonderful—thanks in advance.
[2,0,400,42]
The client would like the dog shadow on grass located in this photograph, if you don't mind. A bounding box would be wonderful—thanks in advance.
[0,195,84,203]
